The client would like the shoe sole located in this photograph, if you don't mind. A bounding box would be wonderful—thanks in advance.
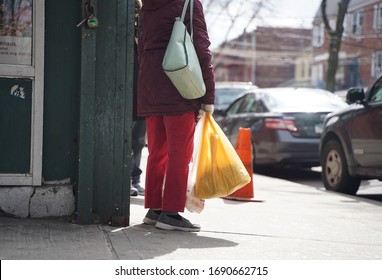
[142,217,157,226]
[155,221,200,232]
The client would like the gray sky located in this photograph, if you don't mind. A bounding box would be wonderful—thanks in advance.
[205,0,322,48]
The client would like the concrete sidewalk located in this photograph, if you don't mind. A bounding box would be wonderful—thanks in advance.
[1,172,382,260]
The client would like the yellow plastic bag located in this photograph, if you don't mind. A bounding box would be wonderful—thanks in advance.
[194,113,251,199]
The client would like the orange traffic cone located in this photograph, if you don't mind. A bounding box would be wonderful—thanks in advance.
[224,128,263,202]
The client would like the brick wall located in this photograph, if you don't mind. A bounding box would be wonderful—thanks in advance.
[212,27,312,87]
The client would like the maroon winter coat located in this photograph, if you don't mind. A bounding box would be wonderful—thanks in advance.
[137,0,215,117]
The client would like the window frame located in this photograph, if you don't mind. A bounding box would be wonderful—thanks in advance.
[0,0,45,186]
[312,23,324,48]
[348,9,364,35]
[373,4,382,30]
[371,51,382,80]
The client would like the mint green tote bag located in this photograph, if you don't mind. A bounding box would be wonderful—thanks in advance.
[162,0,206,99]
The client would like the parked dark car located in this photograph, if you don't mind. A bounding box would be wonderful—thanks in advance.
[215,87,348,168]
[214,81,258,112]
[320,75,382,195]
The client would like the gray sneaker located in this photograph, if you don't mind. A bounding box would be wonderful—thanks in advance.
[130,186,138,196]
[143,209,161,225]
[133,183,145,196]
[155,213,201,232]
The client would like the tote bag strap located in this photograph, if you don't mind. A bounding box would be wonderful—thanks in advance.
[180,0,194,40]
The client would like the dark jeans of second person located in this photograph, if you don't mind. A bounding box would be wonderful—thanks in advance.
[132,119,146,185]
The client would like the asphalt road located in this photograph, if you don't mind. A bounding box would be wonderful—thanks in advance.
[255,165,382,203]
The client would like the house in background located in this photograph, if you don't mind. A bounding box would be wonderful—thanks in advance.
[212,26,312,88]
[312,0,382,90]
[278,47,312,87]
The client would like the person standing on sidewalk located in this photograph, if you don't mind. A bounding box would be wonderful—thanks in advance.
[130,0,146,197]
[130,119,146,196]
[137,0,215,232]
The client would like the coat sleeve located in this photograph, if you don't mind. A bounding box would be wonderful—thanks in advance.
[192,0,215,105]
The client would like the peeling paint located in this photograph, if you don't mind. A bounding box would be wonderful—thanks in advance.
[28,187,37,218]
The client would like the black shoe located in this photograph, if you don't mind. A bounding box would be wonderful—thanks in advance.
[155,213,201,232]
[143,209,161,225]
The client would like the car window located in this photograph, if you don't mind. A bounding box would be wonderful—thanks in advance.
[246,96,266,113]
[237,95,255,113]
[247,99,258,112]
[253,100,267,113]
[370,78,382,102]
[227,98,245,116]
[215,87,250,106]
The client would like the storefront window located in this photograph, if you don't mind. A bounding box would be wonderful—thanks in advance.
[0,0,43,185]
[0,0,33,65]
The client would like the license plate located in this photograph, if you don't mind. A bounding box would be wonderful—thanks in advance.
[315,123,323,134]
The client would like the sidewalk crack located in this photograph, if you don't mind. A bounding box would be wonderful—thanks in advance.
[28,187,36,218]
[98,225,119,260]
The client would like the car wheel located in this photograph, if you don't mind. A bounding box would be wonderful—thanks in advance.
[321,139,360,195]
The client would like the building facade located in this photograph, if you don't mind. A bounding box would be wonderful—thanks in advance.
[212,26,312,88]
[312,0,382,90]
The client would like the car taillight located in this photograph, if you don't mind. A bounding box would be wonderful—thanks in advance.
[265,118,298,132]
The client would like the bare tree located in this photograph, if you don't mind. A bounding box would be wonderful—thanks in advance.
[321,0,350,92]
[202,0,269,72]
[203,0,267,44]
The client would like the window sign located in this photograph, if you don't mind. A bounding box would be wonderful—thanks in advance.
[0,0,33,65]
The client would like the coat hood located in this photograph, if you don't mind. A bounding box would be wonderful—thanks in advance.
[142,0,174,11]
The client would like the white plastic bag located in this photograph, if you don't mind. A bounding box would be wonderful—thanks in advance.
[186,112,205,213]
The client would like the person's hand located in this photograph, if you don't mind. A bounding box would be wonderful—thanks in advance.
[196,109,205,121]
[202,104,214,113]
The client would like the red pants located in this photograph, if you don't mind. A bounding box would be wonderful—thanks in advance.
[144,112,195,212]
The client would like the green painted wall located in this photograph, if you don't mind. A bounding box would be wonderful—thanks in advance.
[91,0,134,222]
[28,0,134,223]
[43,0,81,183]
[76,0,134,224]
